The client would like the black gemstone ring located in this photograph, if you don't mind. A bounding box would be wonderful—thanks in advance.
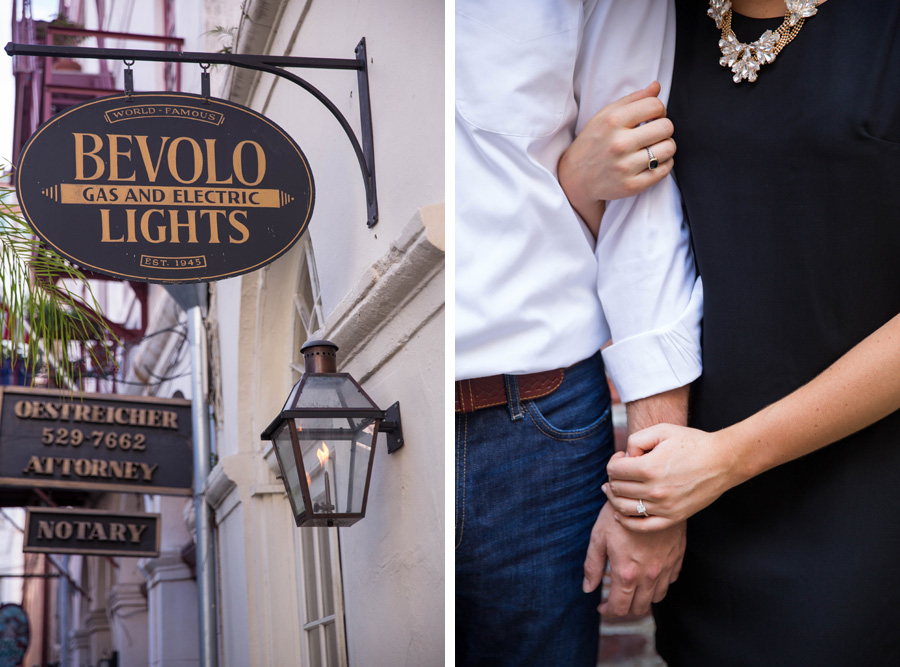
[646,146,659,170]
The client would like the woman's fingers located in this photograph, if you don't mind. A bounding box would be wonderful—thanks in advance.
[630,118,675,152]
[614,95,668,130]
[606,80,662,115]
[618,156,674,197]
[603,483,659,519]
[607,451,650,482]
[626,423,672,457]
[604,480,648,502]
[616,513,675,533]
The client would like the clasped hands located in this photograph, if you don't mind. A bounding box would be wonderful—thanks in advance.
[605,424,738,532]
[586,424,735,617]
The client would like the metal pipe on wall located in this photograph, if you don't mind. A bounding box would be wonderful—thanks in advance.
[188,304,218,667]
[58,555,70,667]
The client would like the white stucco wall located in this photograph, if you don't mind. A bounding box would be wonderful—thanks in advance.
[339,310,445,666]
[229,0,444,316]
[205,0,444,664]
[0,509,24,604]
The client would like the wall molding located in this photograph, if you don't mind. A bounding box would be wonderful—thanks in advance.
[317,204,445,383]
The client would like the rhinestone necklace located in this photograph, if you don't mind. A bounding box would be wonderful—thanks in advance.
[707,0,820,83]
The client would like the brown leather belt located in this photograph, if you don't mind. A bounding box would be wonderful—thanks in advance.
[455,369,565,413]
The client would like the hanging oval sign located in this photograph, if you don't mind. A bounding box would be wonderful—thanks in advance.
[15,92,315,283]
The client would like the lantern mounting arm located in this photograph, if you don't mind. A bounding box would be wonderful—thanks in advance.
[4,38,379,227]
[381,402,404,454]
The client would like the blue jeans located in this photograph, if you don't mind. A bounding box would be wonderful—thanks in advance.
[455,350,614,666]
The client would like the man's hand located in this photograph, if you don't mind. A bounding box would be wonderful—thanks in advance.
[583,502,686,617]
[558,81,676,237]
[581,384,691,615]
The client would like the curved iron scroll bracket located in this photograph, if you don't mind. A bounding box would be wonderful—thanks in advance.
[4,38,379,227]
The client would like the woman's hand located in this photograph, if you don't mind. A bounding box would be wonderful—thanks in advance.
[558,81,676,237]
[603,424,738,532]
[608,312,900,533]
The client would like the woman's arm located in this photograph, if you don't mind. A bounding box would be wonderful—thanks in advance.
[558,81,675,238]
[604,311,900,532]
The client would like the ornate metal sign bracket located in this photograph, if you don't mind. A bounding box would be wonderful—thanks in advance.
[4,38,379,228]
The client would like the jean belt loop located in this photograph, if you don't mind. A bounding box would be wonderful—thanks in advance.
[505,374,525,422]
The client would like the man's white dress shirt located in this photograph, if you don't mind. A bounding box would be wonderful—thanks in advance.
[455,0,703,403]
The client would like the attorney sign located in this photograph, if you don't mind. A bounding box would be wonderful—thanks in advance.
[15,92,315,283]
[0,387,192,495]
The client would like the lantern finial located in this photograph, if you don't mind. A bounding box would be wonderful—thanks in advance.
[300,339,338,373]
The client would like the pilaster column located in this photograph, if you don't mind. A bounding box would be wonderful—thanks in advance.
[108,582,150,667]
[140,551,199,667]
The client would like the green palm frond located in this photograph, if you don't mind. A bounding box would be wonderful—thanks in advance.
[0,170,119,388]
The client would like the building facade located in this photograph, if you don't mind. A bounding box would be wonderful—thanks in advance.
[3,0,444,665]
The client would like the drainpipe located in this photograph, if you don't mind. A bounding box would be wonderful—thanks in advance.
[58,555,70,667]
[188,304,218,667]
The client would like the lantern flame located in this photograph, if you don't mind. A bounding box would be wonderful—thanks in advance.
[316,442,330,468]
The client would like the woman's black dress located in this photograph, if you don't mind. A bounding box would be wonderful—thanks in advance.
[656,2,900,664]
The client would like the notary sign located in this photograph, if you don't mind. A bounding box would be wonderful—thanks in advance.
[23,507,160,558]
[15,92,315,283]
[0,387,192,495]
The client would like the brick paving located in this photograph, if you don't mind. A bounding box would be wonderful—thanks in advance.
[598,614,665,666]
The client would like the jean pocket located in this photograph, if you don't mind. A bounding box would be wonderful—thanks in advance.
[524,382,611,440]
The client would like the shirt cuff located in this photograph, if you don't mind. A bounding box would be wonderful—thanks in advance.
[601,278,703,403]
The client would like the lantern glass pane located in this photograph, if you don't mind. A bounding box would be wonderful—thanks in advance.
[295,415,378,515]
[274,423,305,514]
[287,375,378,411]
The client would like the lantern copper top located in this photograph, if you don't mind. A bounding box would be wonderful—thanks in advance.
[300,339,339,373]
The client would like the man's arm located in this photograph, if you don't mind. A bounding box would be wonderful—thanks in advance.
[568,0,700,617]
[583,386,689,616]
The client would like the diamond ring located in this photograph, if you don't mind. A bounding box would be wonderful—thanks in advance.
[636,499,649,517]
[646,146,659,170]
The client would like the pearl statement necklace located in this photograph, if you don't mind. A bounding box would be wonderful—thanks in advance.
[708,0,820,83]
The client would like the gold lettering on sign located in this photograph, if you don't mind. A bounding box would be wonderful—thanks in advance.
[73,133,105,180]
[108,523,126,542]
[72,134,268,187]
[37,521,54,540]
[35,519,150,543]
[60,184,290,208]
[64,132,281,252]
[21,456,159,482]
[167,137,204,184]
[13,400,178,429]
[108,134,137,182]
[104,105,225,126]
[128,524,148,542]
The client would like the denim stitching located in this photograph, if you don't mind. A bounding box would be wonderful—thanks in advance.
[455,413,467,550]
[505,375,525,422]
[455,412,459,532]
[523,401,610,442]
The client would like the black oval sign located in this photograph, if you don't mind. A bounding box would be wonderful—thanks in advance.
[16,92,315,283]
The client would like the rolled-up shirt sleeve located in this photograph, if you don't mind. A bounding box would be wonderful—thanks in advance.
[577,0,703,403]
[597,179,703,402]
